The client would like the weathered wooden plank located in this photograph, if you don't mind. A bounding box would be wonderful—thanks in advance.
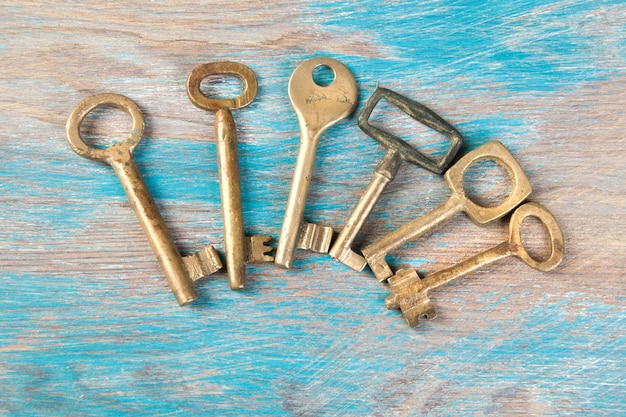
[1,1,624,415]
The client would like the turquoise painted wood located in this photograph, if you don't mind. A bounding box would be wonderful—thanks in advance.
[1,1,625,415]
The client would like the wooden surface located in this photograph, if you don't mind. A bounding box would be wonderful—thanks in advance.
[1,1,625,415]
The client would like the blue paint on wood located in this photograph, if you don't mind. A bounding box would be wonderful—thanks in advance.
[2,270,624,415]
[310,0,624,91]
[2,0,625,415]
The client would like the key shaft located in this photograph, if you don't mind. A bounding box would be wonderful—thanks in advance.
[110,152,199,305]
[362,194,464,280]
[215,108,247,289]
[329,150,403,271]
[424,241,511,292]
[275,127,322,268]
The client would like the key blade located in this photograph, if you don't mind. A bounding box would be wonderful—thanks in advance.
[245,235,275,263]
[296,221,334,253]
[183,245,223,281]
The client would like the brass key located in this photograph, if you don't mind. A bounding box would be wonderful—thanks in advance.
[275,57,358,268]
[66,93,222,306]
[385,202,565,327]
[361,141,532,281]
[187,62,273,290]
[329,87,464,271]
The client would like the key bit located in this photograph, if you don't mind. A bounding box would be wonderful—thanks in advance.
[385,202,565,327]
[245,235,274,263]
[386,268,437,328]
[296,221,333,253]
[183,246,224,282]
[275,57,358,269]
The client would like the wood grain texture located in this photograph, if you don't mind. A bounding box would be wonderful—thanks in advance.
[1,1,624,416]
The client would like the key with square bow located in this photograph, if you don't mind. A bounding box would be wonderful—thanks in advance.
[361,141,532,281]
[329,87,463,271]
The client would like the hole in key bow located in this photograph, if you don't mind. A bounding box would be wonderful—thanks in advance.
[519,215,552,263]
[79,105,134,149]
[462,158,513,208]
[312,64,335,87]
[369,98,453,161]
[200,74,245,100]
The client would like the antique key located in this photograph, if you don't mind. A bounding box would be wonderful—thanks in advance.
[385,202,565,327]
[187,62,273,290]
[66,93,222,306]
[361,141,532,281]
[275,57,358,268]
[329,87,463,271]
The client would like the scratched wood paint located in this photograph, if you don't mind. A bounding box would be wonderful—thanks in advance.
[1,1,625,416]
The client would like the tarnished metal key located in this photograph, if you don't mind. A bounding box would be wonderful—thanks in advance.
[329,87,463,271]
[66,93,222,306]
[187,62,273,290]
[385,202,565,327]
[361,141,532,281]
[275,57,358,268]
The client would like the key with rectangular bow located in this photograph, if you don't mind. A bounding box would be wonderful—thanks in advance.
[329,87,463,271]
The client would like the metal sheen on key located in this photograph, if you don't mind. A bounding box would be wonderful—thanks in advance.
[385,202,565,327]
[66,93,222,306]
[187,62,273,291]
[275,57,358,269]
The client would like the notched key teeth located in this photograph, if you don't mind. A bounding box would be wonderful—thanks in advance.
[404,304,438,328]
[386,268,419,309]
[245,235,275,263]
[183,245,224,281]
[296,221,334,254]
[387,268,437,328]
